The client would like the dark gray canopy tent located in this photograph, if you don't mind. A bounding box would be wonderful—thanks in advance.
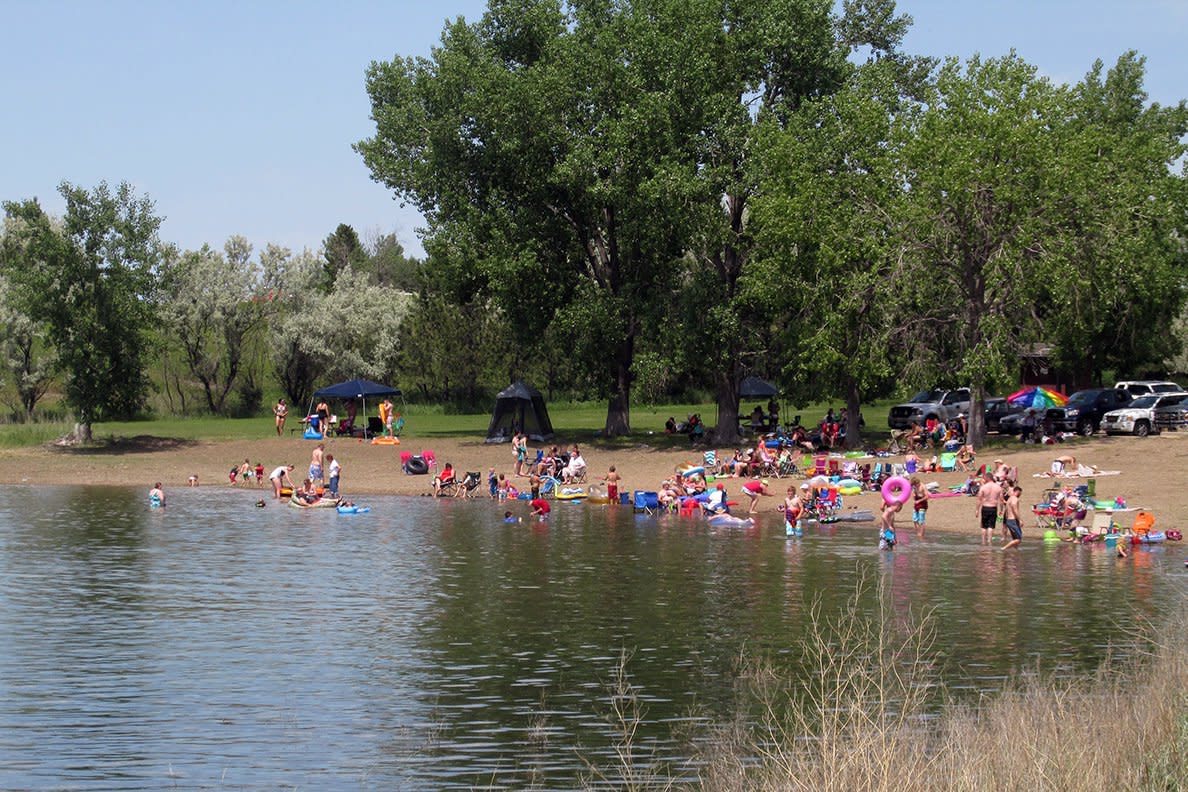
[738,376,778,399]
[486,381,554,443]
[311,378,402,436]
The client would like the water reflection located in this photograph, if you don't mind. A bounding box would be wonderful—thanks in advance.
[0,486,1183,789]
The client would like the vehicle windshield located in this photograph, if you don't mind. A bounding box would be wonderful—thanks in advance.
[1158,394,1188,407]
[1152,383,1182,393]
[906,390,945,403]
[1129,396,1159,408]
[1066,391,1099,406]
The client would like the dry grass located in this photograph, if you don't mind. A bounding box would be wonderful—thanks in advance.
[678,576,1188,792]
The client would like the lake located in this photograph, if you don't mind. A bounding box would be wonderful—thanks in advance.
[0,486,1184,789]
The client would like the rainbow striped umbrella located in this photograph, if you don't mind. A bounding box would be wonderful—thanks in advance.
[1007,386,1068,409]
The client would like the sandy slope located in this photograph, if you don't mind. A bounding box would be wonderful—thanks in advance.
[0,429,1184,536]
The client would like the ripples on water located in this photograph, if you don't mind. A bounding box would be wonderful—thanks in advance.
[0,486,1183,789]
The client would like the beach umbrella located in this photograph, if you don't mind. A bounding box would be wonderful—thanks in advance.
[1007,386,1068,409]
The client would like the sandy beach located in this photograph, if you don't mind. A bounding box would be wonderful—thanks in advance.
[0,429,1185,535]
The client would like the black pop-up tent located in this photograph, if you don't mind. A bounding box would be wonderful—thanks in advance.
[486,381,554,443]
[311,378,402,436]
[738,376,778,399]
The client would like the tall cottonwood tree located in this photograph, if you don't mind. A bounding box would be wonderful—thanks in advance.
[749,62,911,447]
[359,0,713,435]
[2,182,162,441]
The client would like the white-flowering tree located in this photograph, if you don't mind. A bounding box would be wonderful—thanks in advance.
[157,235,272,414]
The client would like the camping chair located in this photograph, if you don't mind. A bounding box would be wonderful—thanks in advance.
[455,471,481,498]
[776,451,799,479]
[827,459,841,478]
[812,455,827,477]
[813,486,842,522]
[366,416,383,438]
[334,417,358,437]
[540,476,561,498]
[392,415,405,437]
[703,450,718,475]
[940,452,957,472]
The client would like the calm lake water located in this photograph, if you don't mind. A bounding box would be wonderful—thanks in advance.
[0,485,1184,790]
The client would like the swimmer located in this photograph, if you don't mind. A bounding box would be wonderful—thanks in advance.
[149,482,166,507]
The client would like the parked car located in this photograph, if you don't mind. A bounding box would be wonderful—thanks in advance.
[1103,392,1188,437]
[1114,380,1183,398]
[1045,388,1132,436]
[997,409,1043,437]
[1153,398,1188,432]
[887,388,971,430]
[984,397,1025,433]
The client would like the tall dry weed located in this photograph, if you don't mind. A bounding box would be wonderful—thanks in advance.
[687,574,1188,792]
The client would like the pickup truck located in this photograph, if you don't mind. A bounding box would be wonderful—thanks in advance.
[887,388,971,430]
[1045,388,1132,436]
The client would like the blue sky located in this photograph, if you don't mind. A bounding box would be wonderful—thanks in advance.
[2,1,1184,259]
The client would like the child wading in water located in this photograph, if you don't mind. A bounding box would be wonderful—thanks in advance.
[879,501,901,550]
[910,476,928,540]
[601,465,621,504]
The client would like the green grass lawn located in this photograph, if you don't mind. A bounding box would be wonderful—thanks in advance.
[0,398,906,448]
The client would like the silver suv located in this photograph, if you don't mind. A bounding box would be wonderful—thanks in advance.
[1103,392,1188,437]
[887,388,970,430]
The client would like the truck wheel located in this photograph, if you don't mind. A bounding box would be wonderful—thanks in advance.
[1078,419,1095,437]
[1134,420,1150,437]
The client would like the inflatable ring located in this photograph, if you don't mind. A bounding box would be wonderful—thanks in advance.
[405,456,429,475]
[881,475,911,507]
[679,465,705,478]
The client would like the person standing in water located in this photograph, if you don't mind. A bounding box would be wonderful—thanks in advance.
[149,482,166,507]
[975,472,1004,546]
[1002,486,1023,550]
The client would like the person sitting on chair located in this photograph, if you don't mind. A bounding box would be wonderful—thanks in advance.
[433,463,456,497]
[562,447,587,483]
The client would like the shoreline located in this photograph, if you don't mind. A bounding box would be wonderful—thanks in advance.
[1,432,1185,536]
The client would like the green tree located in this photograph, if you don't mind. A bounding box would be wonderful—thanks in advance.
[358,0,701,435]
[322,223,367,291]
[1,182,162,441]
[677,0,926,445]
[749,62,911,447]
[896,55,1076,445]
[0,268,56,419]
[1042,53,1188,381]
[362,231,422,291]
[157,235,273,415]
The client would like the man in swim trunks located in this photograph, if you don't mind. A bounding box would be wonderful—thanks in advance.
[309,443,324,488]
[975,471,1004,546]
[1003,485,1023,550]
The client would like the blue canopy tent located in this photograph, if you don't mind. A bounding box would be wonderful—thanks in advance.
[310,378,402,438]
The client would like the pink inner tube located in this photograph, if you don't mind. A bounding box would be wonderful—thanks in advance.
[881,475,911,506]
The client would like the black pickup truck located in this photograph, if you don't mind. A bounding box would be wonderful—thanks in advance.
[1045,388,1132,436]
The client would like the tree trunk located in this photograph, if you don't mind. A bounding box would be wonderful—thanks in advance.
[714,365,741,446]
[604,335,633,437]
[73,421,92,443]
[845,378,863,450]
[968,383,986,448]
